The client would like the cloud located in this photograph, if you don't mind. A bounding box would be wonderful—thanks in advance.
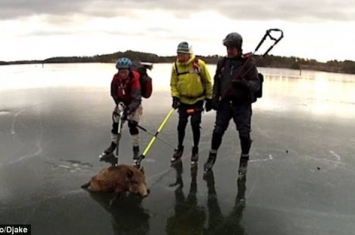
[0,0,84,19]
[1,0,354,22]
[1,0,355,62]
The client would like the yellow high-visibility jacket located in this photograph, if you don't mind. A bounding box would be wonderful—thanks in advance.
[170,55,213,104]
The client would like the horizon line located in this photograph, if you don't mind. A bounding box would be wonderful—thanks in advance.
[1,50,355,64]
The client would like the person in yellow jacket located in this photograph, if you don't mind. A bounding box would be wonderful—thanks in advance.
[170,41,213,166]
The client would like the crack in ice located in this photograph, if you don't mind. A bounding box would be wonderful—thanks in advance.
[8,108,44,166]
[10,109,26,135]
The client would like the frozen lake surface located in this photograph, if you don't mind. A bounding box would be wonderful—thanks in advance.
[1,63,355,235]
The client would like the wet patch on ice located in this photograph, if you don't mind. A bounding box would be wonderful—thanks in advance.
[142,158,156,163]
[0,110,11,115]
[61,159,93,168]
[249,152,274,163]
[45,159,93,173]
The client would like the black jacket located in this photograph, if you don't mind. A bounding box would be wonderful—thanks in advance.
[213,55,260,103]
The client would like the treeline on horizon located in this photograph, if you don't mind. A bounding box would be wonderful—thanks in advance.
[1,50,355,74]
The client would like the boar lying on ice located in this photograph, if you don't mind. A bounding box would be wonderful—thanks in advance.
[81,164,150,201]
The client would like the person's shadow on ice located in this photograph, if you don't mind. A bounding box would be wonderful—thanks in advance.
[166,161,207,234]
[203,171,247,235]
[166,161,247,235]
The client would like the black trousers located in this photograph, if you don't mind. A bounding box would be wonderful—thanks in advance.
[177,100,204,148]
[211,100,252,156]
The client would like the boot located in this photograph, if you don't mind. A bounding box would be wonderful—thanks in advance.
[203,151,217,173]
[99,153,118,166]
[238,154,249,178]
[171,145,184,163]
[99,142,118,165]
[191,146,199,166]
[240,137,252,155]
[104,142,117,155]
[133,146,140,160]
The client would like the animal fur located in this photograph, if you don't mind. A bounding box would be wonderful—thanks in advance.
[81,164,149,198]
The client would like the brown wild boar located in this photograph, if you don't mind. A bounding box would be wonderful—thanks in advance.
[81,164,149,198]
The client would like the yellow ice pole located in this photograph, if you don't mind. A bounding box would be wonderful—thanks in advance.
[134,108,175,167]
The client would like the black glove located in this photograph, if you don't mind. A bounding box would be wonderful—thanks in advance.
[122,108,132,121]
[128,119,138,126]
[112,104,120,120]
[205,99,212,112]
[172,97,180,109]
[212,98,219,111]
[112,111,120,123]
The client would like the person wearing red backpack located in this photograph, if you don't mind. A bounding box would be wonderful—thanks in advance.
[170,41,213,166]
[99,57,143,165]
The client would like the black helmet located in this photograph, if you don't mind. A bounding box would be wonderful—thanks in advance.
[223,32,243,49]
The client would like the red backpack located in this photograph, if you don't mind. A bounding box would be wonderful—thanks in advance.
[131,61,153,99]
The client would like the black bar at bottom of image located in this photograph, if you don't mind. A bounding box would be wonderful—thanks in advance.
[0,225,31,235]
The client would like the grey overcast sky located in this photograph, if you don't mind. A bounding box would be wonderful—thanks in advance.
[1,0,355,61]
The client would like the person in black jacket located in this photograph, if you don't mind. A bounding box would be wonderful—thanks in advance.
[204,32,260,178]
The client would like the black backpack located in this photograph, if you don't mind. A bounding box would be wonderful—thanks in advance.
[255,73,263,99]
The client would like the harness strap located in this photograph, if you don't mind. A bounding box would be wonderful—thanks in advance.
[174,58,206,98]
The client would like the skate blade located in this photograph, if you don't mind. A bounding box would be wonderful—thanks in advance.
[133,158,143,168]
[203,168,212,175]
[99,152,114,159]
[99,153,117,165]
[238,173,246,180]
[170,157,182,164]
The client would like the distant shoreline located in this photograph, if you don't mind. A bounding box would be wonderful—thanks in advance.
[1,50,355,75]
